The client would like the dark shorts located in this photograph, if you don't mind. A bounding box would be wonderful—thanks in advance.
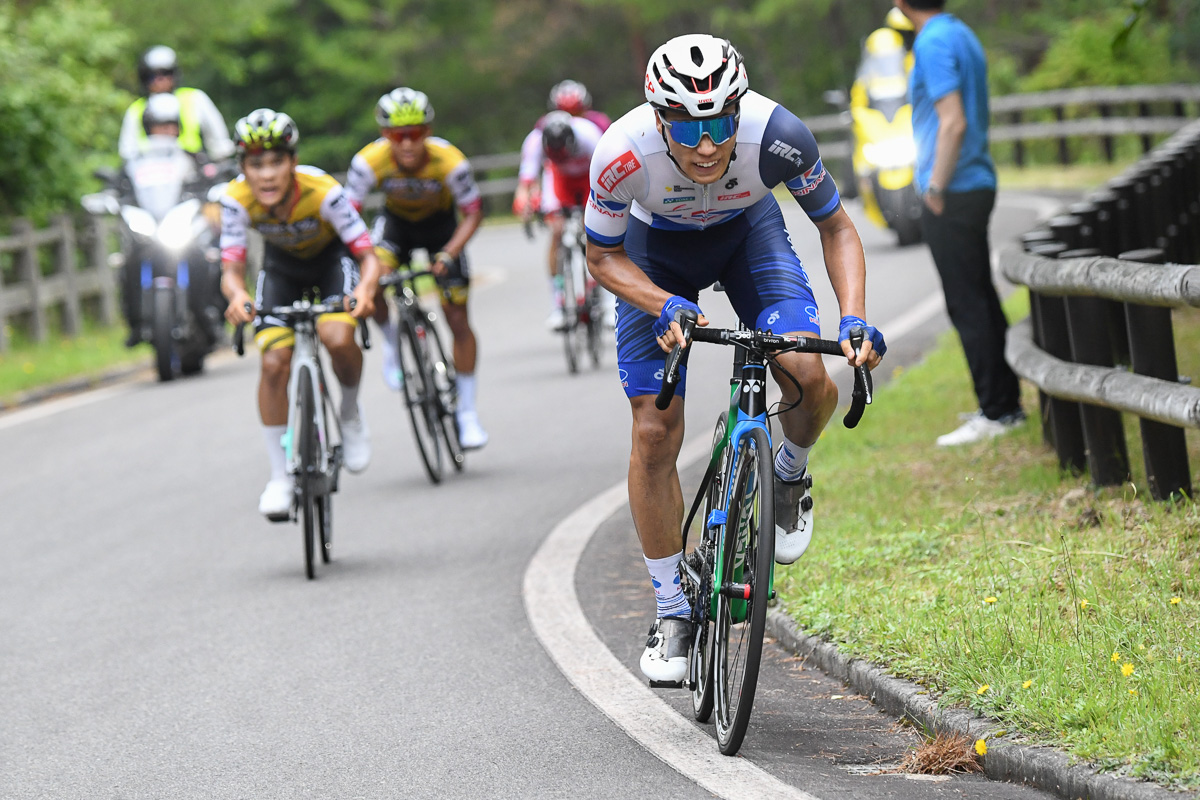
[614,194,820,399]
[254,240,360,351]
[372,209,470,306]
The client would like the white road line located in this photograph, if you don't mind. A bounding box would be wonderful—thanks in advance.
[0,384,135,432]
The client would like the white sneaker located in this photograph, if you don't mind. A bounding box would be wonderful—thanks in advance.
[457,410,489,450]
[381,341,401,391]
[545,307,565,331]
[774,471,813,565]
[639,617,693,686]
[341,409,371,473]
[258,478,293,521]
[936,410,1026,447]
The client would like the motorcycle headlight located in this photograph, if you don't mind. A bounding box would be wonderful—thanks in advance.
[156,199,202,253]
[862,138,917,170]
[121,206,157,240]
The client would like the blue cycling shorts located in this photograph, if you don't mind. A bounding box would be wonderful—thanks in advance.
[615,194,820,399]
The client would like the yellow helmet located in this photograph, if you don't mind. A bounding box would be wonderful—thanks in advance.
[885,7,914,32]
[865,28,905,56]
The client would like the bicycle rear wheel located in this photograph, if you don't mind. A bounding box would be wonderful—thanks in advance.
[397,314,444,484]
[713,426,775,754]
[585,283,604,369]
[297,369,320,580]
[424,314,464,473]
[689,412,728,723]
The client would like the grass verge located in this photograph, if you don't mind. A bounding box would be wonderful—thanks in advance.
[0,323,147,406]
[775,292,1200,790]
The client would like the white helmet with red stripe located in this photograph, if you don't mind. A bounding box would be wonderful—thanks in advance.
[644,34,748,118]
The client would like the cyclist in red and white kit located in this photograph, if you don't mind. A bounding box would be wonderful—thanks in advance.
[513,81,613,328]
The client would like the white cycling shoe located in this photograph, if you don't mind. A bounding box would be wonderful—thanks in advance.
[341,408,371,473]
[774,471,814,565]
[456,410,489,450]
[258,478,293,522]
[380,341,402,391]
[545,307,565,331]
[640,616,693,686]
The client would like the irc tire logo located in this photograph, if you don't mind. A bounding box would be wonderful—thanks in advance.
[598,151,641,192]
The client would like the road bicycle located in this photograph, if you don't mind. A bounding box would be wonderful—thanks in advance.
[525,207,606,374]
[656,308,873,755]
[234,298,370,579]
[379,268,464,484]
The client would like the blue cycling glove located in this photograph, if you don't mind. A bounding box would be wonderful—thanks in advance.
[839,315,887,357]
[653,296,703,338]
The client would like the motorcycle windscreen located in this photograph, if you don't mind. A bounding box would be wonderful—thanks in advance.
[124,136,197,222]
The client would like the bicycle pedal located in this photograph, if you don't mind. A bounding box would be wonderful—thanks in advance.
[265,512,290,524]
[648,679,684,689]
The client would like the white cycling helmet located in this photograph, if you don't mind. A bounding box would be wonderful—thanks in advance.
[644,34,748,118]
[375,87,434,127]
[142,92,182,133]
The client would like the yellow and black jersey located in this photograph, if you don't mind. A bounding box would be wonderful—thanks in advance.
[345,137,482,223]
[220,166,372,262]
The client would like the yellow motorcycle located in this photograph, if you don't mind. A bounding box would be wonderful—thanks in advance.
[829,28,923,246]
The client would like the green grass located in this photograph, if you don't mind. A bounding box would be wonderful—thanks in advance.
[775,292,1200,789]
[996,160,1138,192]
[0,322,147,405]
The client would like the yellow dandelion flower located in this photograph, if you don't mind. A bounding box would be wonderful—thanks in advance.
[22,362,34,374]
[1138,644,1145,651]
[975,739,988,756]
[1171,597,1181,605]
[1129,688,1139,697]
[977,684,990,695]
[1022,680,1033,689]
[984,596,997,604]
[1122,663,1135,677]
[1178,655,1183,664]
[1111,651,1121,663]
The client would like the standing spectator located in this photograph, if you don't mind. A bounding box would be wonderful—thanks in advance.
[894,0,1024,446]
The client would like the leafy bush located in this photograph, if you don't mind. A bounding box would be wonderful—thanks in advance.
[0,1,131,223]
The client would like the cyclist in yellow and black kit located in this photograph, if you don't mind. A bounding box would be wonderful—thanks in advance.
[220,109,382,520]
[345,88,488,450]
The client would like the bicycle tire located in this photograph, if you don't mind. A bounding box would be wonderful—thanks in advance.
[318,394,335,564]
[298,369,319,580]
[558,247,579,374]
[690,412,728,723]
[713,425,775,754]
[585,284,603,369]
[397,314,444,483]
[423,314,465,473]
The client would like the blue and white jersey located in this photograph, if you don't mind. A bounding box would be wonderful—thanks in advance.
[584,91,841,246]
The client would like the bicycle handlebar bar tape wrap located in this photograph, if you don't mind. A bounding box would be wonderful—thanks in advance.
[655,308,698,410]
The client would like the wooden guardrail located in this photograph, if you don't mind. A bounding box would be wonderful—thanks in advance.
[999,117,1200,500]
[0,215,117,352]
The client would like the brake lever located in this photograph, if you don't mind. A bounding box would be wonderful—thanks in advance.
[842,327,873,428]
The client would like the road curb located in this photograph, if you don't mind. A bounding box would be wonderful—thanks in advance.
[0,360,148,413]
[766,611,1193,800]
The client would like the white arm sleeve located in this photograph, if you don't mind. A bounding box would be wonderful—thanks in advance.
[192,90,235,160]
[518,129,544,182]
[118,105,143,162]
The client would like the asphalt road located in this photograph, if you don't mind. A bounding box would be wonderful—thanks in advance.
[2,191,1061,799]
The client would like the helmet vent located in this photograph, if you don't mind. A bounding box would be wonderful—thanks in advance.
[690,46,704,67]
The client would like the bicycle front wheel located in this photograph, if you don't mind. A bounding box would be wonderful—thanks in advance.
[558,249,580,374]
[713,425,775,754]
[423,314,464,473]
[297,369,320,580]
[397,315,444,484]
[690,412,728,723]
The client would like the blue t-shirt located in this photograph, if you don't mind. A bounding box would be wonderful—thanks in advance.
[909,13,996,193]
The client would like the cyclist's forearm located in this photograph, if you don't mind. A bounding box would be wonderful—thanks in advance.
[443,209,482,259]
[356,251,382,289]
[221,260,249,300]
[588,247,672,316]
[817,211,867,319]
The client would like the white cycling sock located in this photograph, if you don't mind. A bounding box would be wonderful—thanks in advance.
[378,320,397,360]
[644,552,691,619]
[775,436,811,482]
[456,372,477,415]
[262,424,287,481]
[339,381,360,422]
[549,276,563,308]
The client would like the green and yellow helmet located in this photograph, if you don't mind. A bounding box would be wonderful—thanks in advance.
[375,88,434,128]
[233,108,299,156]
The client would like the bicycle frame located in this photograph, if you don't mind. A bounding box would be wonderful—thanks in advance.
[280,304,341,495]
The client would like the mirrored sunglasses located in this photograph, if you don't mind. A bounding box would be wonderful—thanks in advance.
[659,111,740,148]
[383,125,428,143]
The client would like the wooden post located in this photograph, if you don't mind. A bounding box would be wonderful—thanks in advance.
[12,218,47,343]
[1054,105,1069,165]
[55,213,81,337]
[1138,101,1154,154]
[1061,246,1131,487]
[90,215,118,326]
[1098,103,1115,163]
[0,241,7,353]
[1088,189,1131,365]
[1120,247,1191,499]
[1011,110,1025,168]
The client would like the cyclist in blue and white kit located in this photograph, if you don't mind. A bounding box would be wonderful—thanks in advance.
[585,34,886,685]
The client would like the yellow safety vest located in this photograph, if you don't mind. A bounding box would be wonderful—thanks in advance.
[130,88,204,154]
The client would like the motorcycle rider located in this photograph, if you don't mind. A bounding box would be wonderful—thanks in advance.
[118,45,234,166]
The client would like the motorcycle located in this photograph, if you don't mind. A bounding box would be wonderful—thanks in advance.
[825,30,923,247]
[82,137,227,381]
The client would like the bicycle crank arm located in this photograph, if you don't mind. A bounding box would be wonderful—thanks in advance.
[648,679,685,689]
